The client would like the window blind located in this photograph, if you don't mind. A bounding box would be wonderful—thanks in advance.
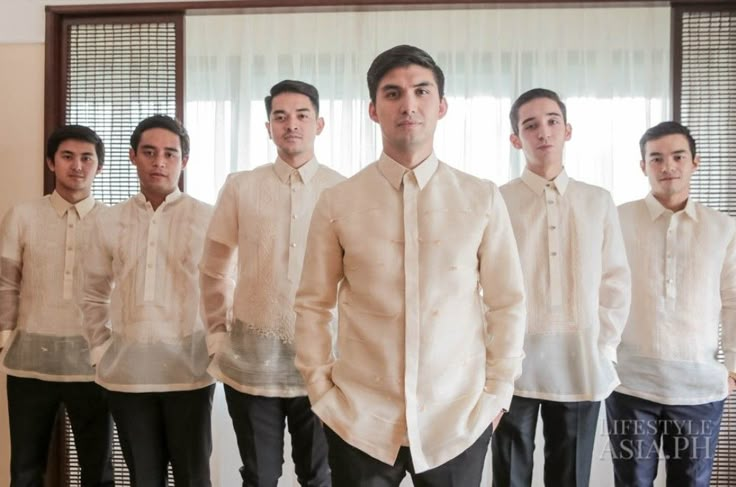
[674,6,736,485]
[63,20,179,205]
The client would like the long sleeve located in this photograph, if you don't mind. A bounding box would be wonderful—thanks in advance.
[0,208,22,349]
[721,228,736,373]
[598,195,631,364]
[294,191,343,406]
[478,184,526,407]
[199,238,236,356]
[81,214,114,366]
[200,176,239,357]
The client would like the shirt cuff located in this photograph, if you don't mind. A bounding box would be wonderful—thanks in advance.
[483,379,515,411]
[601,345,618,364]
[90,339,112,367]
[206,331,226,357]
[0,329,12,349]
[307,378,335,406]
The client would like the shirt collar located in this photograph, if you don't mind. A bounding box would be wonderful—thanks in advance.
[377,152,439,191]
[273,157,319,184]
[49,190,96,219]
[134,188,183,208]
[644,192,698,222]
[520,167,569,196]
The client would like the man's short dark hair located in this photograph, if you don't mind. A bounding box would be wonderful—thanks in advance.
[130,114,190,158]
[46,125,105,168]
[366,45,445,105]
[639,121,697,160]
[265,80,320,117]
[510,88,567,136]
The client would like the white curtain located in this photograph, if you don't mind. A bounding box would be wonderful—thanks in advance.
[184,6,670,486]
[185,7,670,206]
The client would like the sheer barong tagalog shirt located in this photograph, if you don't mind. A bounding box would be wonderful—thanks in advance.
[82,191,213,393]
[295,153,527,472]
[199,158,345,398]
[500,168,631,402]
[0,192,103,381]
[616,194,736,405]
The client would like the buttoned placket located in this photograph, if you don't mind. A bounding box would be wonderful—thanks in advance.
[62,207,79,300]
[288,171,302,283]
[544,183,563,313]
[402,170,422,448]
[664,213,678,305]
[143,203,160,301]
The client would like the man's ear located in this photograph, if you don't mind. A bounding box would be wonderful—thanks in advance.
[510,134,522,150]
[438,97,448,120]
[368,102,379,123]
[46,157,56,173]
[316,117,325,135]
[265,121,272,140]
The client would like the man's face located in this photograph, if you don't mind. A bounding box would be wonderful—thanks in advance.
[510,97,571,173]
[641,133,699,202]
[47,139,101,198]
[266,92,324,166]
[368,64,447,160]
[130,127,187,202]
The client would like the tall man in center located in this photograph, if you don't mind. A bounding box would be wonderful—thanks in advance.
[200,80,344,486]
[294,45,527,486]
[492,88,631,487]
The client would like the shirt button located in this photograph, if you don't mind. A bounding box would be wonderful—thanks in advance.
[667,279,673,284]
[68,224,74,228]
[550,251,557,257]
[549,225,556,230]
[290,243,297,248]
[67,246,73,251]
[547,200,554,204]
[292,214,298,220]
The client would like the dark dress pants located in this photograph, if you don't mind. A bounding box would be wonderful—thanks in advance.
[223,386,330,487]
[323,423,493,487]
[7,375,114,487]
[106,384,215,487]
[491,395,601,487]
[606,391,724,487]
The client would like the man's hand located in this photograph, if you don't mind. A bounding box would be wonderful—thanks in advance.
[492,410,505,431]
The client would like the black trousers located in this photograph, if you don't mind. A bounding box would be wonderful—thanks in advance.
[606,391,724,487]
[7,375,114,487]
[223,386,330,487]
[106,384,215,487]
[491,395,601,487]
[324,423,493,487]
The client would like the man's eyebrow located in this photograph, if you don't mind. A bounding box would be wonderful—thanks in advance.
[141,144,179,153]
[380,81,435,91]
[520,112,562,126]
